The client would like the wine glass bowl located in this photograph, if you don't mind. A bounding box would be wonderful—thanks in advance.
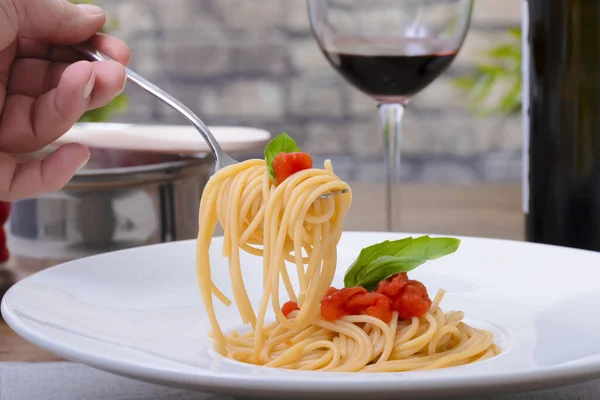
[308,0,473,230]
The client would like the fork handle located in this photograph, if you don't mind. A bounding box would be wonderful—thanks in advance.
[73,42,236,169]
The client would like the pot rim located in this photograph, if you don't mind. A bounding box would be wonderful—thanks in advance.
[72,153,211,179]
[65,155,213,191]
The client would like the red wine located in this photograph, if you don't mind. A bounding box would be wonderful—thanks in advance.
[523,0,600,250]
[320,39,458,102]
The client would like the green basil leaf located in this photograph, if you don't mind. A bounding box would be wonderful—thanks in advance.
[343,236,461,290]
[264,132,301,182]
[343,237,415,287]
[400,236,461,261]
[354,255,427,291]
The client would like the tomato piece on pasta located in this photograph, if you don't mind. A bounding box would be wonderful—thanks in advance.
[345,292,377,311]
[272,152,313,185]
[282,301,300,317]
[320,278,430,323]
[320,296,345,321]
[347,292,394,323]
[365,299,394,323]
[320,287,366,321]
[394,280,432,320]
[375,273,408,298]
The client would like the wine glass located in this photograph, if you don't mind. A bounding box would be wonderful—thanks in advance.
[308,0,473,231]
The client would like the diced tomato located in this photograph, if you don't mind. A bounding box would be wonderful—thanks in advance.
[365,299,394,323]
[319,276,431,323]
[330,287,367,303]
[281,301,300,318]
[394,280,432,320]
[406,280,428,293]
[272,152,313,185]
[347,292,394,323]
[320,295,346,321]
[321,287,395,323]
[345,292,379,313]
[320,287,366,321]
[376,273,408,298]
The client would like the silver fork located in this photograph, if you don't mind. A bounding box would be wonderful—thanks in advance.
[74,42,348,200]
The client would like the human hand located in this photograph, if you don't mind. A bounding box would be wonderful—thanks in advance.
[0,0,131,200]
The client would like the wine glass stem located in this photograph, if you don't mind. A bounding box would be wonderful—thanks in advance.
[378,103,405,232]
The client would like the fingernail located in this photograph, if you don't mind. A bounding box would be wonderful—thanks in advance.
[76,4,104,15]
[118,69,127,94]
[83,72,96,99]
[77,154,91,172]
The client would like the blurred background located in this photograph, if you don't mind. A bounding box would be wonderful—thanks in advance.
[88,0,523,184]
[2,0,526,303]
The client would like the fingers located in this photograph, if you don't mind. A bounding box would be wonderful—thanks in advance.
[0,61,92,153]
[7,58,69,97]
[12,0,106,44]
[0,0,18,50]
[0,41,17,110]
[0,143,89,201]
[85,60,127,110]
[16,34,131,66]
[7,58,126,105]
[0,60,125,153]
[15,38,80,63]
[89,34,131,66]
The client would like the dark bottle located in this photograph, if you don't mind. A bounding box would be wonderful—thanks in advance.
[523,0,600,250]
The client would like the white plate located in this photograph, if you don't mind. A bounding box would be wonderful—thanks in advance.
[3,232,600,399]
[52,123,271,154]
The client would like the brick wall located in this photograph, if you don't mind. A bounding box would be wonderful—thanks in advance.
[97,0,522,183]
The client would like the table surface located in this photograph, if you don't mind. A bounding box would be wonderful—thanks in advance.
[0,182,523,362]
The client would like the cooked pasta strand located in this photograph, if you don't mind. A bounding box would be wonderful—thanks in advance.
[196,159,500,371]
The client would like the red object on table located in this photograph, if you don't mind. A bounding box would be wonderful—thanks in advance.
[0,202,10,263]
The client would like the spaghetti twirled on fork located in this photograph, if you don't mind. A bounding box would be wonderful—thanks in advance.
[196,136,499,372]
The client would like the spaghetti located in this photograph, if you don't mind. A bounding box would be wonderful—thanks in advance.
[196,136,500,372]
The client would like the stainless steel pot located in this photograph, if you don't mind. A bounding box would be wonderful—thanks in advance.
[7,147,213,274]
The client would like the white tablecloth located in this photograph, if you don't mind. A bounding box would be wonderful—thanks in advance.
[0,362,598,400]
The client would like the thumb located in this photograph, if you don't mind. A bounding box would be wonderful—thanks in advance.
[12,0,106,44]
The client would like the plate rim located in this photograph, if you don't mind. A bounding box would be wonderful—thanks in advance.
[4,231,600,397]
[51,123,272,155]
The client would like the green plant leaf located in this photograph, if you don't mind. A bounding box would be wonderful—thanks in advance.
[264,133,301,182]
[79,93,129,123]
[452,76,478,90]
[487,44,519,59]
[344,237,415,287]
[499,79,522,114]
[69,0,129,123]
[451,27,523,116]
[469,74,494,104]
[507,27,522,39]
[344,236,461,291]
[352,255,427,291]
[478,64,506,75]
